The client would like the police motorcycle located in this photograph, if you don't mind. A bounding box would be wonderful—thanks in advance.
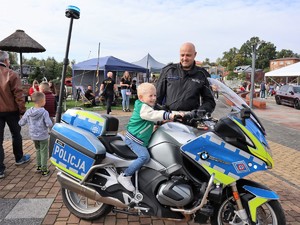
[49,78,286,225]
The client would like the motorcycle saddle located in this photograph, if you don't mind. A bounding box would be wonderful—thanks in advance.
[110,140,137,160]
[98,135,137,160]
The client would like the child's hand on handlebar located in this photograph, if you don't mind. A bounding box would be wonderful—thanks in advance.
[170,112,185,121]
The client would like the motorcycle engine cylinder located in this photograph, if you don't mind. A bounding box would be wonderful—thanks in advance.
[156,179,193,207]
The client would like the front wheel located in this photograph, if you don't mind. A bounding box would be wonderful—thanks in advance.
[294,99,300,109]
[61,188,112,220]
[210,196,286,225]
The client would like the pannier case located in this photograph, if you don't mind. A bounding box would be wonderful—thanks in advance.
[61,109,119,137]
[49,123,106,180]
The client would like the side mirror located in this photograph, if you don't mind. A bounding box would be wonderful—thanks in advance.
[240,108,251,126]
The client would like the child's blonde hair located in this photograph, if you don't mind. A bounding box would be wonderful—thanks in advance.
[31,92,45,103]
[137,82,156,98]
[39,82,50,92]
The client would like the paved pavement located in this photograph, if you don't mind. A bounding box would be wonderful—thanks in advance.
[0,97,299,225]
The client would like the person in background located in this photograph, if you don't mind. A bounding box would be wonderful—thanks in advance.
[269,83,275,96]
[120,71,132,112]
[131,80,137,99]
[100,71,118,114]
[39,82,56,124]
[49,80,58,103]
[85,85,96,106]
[29,80,39,97]
[0,50,30,179]
[260,81,266,98]
[265,82,270,98]
[19,92,53,176]
[239,85,246,93]
[117,83,183,192]
[156,42,215,113]
[151,74,157,83]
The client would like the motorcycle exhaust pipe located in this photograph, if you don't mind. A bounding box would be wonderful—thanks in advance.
[57,172,127,208]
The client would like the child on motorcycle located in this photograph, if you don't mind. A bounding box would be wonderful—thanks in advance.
[118,83,183,191]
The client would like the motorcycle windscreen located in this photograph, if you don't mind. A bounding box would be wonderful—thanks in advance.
[49,123,106,180]
[181,132,267,185]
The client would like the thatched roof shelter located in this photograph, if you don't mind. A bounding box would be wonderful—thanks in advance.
[0,29,46,77]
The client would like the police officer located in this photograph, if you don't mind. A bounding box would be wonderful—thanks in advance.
[100,71,118,114]
[156,42,215,113]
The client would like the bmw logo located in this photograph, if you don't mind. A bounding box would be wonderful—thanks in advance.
[199,151,209,160]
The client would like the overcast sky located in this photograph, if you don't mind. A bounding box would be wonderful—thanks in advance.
[1,0,299,65]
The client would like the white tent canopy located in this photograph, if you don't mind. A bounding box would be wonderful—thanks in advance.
[265,62,300,77]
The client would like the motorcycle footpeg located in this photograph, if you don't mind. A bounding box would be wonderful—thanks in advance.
[194,212,209,224]
[199,204,214,216]
[128,201,136,208]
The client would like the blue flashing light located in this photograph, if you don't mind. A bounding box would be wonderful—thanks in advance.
[67,5,80,13]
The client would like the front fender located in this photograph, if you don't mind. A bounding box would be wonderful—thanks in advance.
[243,185,279,199]
[237,179,279,222]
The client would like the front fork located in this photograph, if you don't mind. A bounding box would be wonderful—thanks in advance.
[230,182,252,224]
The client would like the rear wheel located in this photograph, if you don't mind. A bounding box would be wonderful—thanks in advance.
[61,188,112,220]
[210,195,286,225]
[294,99,300,109]
[275,96,281,105]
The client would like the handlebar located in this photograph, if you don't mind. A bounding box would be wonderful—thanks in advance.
[173,109,216,130]
[155,104,217,129]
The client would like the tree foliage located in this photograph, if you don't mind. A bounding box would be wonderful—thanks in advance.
[276,49,298,58]
[23,56,73,84]
[218,36,298,79]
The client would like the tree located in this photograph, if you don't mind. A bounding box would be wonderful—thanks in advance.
[220,47,239,71]
[226,71,238,80]
[256,42,276,69]
[22,56,73,83]
[8,52,18,65]
[276,49,298,58]
[202,58,211,65]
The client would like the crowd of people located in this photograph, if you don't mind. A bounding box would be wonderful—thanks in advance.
[237,80,282,98]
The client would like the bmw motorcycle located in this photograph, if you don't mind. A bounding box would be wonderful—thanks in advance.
[49,78,286,225]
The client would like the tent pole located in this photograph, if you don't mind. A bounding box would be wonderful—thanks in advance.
[20,52,23,78]
[147,53,150,82]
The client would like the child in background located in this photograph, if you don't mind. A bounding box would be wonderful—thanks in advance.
[118,83,183,192]
[39,82,56,124]
[19,92,53,176]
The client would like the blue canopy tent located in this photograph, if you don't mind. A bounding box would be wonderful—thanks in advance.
[72,56,148,95]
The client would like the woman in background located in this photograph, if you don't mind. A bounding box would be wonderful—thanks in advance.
[120,71,131,112]
[28,80,39,97]
[49,80,58,102]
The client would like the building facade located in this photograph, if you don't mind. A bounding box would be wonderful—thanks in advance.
[270,58,300,71]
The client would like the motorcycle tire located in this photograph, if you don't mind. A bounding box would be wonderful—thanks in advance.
[210,194,286,225]
[61,188,112,220]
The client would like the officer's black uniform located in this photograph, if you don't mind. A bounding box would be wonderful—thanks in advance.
[156,62,215,113]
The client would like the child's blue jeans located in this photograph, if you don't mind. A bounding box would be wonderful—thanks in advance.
[124,137,150,176]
